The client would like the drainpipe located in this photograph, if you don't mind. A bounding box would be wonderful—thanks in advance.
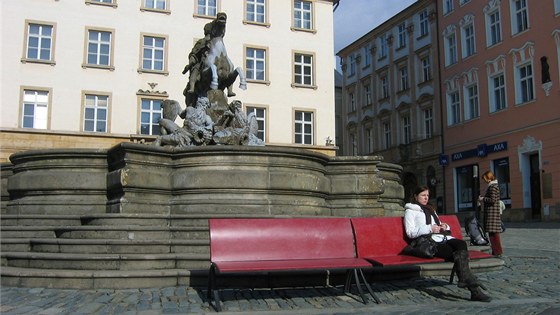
[434,2,447,214]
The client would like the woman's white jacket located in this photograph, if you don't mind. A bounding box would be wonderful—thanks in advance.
[404,203,453,242]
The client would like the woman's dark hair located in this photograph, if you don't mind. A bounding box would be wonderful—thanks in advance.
[410,185,431,203]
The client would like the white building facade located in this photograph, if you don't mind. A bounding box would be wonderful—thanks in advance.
[0,0,337,162]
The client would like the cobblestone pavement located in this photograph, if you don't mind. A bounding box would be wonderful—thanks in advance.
[1,222,559,315]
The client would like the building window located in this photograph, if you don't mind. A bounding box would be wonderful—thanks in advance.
[465,84,479,120]
[380,75,389,99]
[364,83,372,105]
[490,73,507,112]
[349,92,356,112]
[555,0,560,15]
[379,34,388,59]
[424,108,433,139]
[493,157,511,201]
[293,0,313,30]
[462,23,475,57]
[24,23,54,62]
[143,0,167,10]
[517,63,534,104]
[22,89,49,129]
[448,91,461,125]
[246,47,266,81]
[399,66,409,91]
[362,44,372,68]
[246,0,266,24]
[349,133,357,155]
[348,54,356,77]
[486,9,502,46]
[246,106,266,141]
[511,0,529,34]
[456,165,476,212]
[142,35,165,72]
[421,56,431,82]
[86,29,113,68]
[294,110,314,145]
[397,22,407,49]
[419,10,429,37]
[383,122,391,149]
[443,0,454,15]
[197,0,217,17]
[444,32,457,66]
[460,0,470,5]
[140,98,162,135]
[294,53,313,86]
[84,94,108,132]
[402,115,411,145]
[365,128,373,153]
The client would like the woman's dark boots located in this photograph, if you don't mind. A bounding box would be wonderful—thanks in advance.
[453,250,491,302]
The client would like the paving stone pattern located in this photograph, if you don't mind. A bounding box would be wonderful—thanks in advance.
[1,222,559,315]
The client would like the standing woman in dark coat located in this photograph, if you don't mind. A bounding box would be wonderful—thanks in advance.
[479,170,503,256]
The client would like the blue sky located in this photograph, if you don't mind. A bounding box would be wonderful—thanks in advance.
[334,0,417,68]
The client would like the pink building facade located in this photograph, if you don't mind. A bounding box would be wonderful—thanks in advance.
[438,0,560,221]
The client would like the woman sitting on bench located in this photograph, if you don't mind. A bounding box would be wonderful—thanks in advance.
[404,186,491,302]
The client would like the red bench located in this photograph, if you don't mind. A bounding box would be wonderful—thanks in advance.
[351,215,492,284]
[208,218,376,311]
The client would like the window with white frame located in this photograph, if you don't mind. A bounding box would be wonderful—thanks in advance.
[421,56,431,82]
[143,0,167,10]
[22,89,48,129]
[555,0,560,14]
[140,98,162,135]
[462,22,475,58]
[511,0,529,34]
[490,73,507,112]
[246,106,266,141]
[294,53,313,86]
[402,115,411,144]
[399,66,409,91]
[419,9,430,37]
[86,29,112,67]
[464,84,479,120]
[197,0,217,17]
[142,35,165,71]
[349,92,356,112]
[246,47,266,81]
[378,34,388,59]
[484,2,502,47]
[380,75,389,99]
[362,44,372,68]
[246,0,266,24]
[460,0,470,5]
[517,63,534,103]
[444,33,457,66]
[25,22,54,62]
[447,91,461,125]
[84,94,108,132]
[443,0,454,15]
[363,83,372,105]
[397,22,407,49]
[293,0,313,30]
[383,121,391,149]
[294,110,314,145]
[424,108,433,139]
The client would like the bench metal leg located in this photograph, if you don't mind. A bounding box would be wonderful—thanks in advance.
[449,263,457,284]
[357,269,381,304]
[352,269,368,304]
[208,264,223,312]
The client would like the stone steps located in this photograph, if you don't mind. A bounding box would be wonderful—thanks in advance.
[1,251,209,270]
[1,238,209,254]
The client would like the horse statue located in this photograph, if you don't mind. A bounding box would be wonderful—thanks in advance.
[183,12,247,107]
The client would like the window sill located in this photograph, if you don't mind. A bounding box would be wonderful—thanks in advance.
[82,64,115,71]
[247,79,271,86]
[85,1,117,8]
[515,99,536,107]
[140,7,171,15]
[21,58,56,66]
[291,83,317,90]
[416,33,429,41]
[486,40,503,49]
[377,56,387,62]
[243,20,271,28]
[290,27,317,34]
[417,79,433,88]
[137,69,169,76]
[193,13,216,20]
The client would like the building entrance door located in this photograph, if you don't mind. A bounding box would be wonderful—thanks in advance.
[529,153,541,219]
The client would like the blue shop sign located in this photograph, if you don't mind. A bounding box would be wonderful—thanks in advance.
[451,141,508,161]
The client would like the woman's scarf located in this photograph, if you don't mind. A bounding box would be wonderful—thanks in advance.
[419,204,440,226]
